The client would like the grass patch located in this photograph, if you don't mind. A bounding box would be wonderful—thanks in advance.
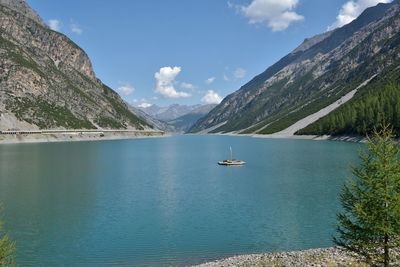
[94,116,126,129]
[6,97,95,129]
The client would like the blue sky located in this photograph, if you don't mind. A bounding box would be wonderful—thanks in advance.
[27,0,391,107]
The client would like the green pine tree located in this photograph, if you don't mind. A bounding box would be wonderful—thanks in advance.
[334,125,400,266]
[0,208,15,267]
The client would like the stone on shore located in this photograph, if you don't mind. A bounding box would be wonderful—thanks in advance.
[194,247,368,267]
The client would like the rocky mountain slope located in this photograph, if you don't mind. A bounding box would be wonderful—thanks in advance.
[0,0,152,130]
[139,104,204,122]
[167,104,216,133]
[0,0,45,26]
[189,0,400,135]
[128,104,175,132]
[139,103,216,133]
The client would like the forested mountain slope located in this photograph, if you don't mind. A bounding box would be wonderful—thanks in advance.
[189,1,400,136]
[297,66,400,136]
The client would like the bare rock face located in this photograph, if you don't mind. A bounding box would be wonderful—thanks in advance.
[189,1,400,134]
[0,1,152,130]
[0,0,45,26]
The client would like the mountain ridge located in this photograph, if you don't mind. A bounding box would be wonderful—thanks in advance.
[139,104,212,122]
[0,0,45,26]
[0,1,154,131]
[139,103,216,133]
[167,104,217,133]
[189,0,400,135]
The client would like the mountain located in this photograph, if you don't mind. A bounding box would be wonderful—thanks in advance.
[139,104,208,122]
[0,0,45,26]
[139,103,216,133]
[297,72,400,136]
[189,1,400,136]
[137,105,167,118]
[0,0,153,130]
[127,104,175,133]
[167,104,216,133]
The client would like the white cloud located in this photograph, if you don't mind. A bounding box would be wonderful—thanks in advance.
[70,22,83,35]
[180,82,196,90]
[48,19,61,31]
[138,102,153,108]
[233,68,246,79]
[329,0,392,30]
[205,77,216,84]
[237,0,304,31]
[201,90,223,104]
[154,66,191,98]
[117,83,135,96]
[224,67,247,81]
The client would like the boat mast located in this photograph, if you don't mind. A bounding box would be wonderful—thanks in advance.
[230,146,232,160]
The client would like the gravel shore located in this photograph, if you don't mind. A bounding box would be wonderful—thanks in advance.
[195,247,368,267]
[0,131,166,144]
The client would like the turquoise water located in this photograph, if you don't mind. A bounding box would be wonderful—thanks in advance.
[0,135,361,266]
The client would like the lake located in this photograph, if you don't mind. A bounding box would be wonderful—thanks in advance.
[0,135,361,266]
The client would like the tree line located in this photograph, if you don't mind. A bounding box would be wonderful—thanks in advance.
[297,83,400,136]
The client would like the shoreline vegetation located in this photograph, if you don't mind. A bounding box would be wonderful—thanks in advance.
[0,130,165,144]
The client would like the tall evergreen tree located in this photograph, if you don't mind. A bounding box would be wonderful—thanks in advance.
[0,208,15,267]
[334,125,400,266]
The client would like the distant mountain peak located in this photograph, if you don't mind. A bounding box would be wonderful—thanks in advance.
[139,103,214,123]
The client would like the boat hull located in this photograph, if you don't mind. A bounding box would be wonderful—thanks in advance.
[218,161,246,166]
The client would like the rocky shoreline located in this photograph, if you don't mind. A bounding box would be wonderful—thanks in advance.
[195,247,367,267]
[0,131,166,144]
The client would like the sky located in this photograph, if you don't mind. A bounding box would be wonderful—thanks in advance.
[27,0,392,108]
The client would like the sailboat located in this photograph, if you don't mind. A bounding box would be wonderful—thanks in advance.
[218,146,246,166]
